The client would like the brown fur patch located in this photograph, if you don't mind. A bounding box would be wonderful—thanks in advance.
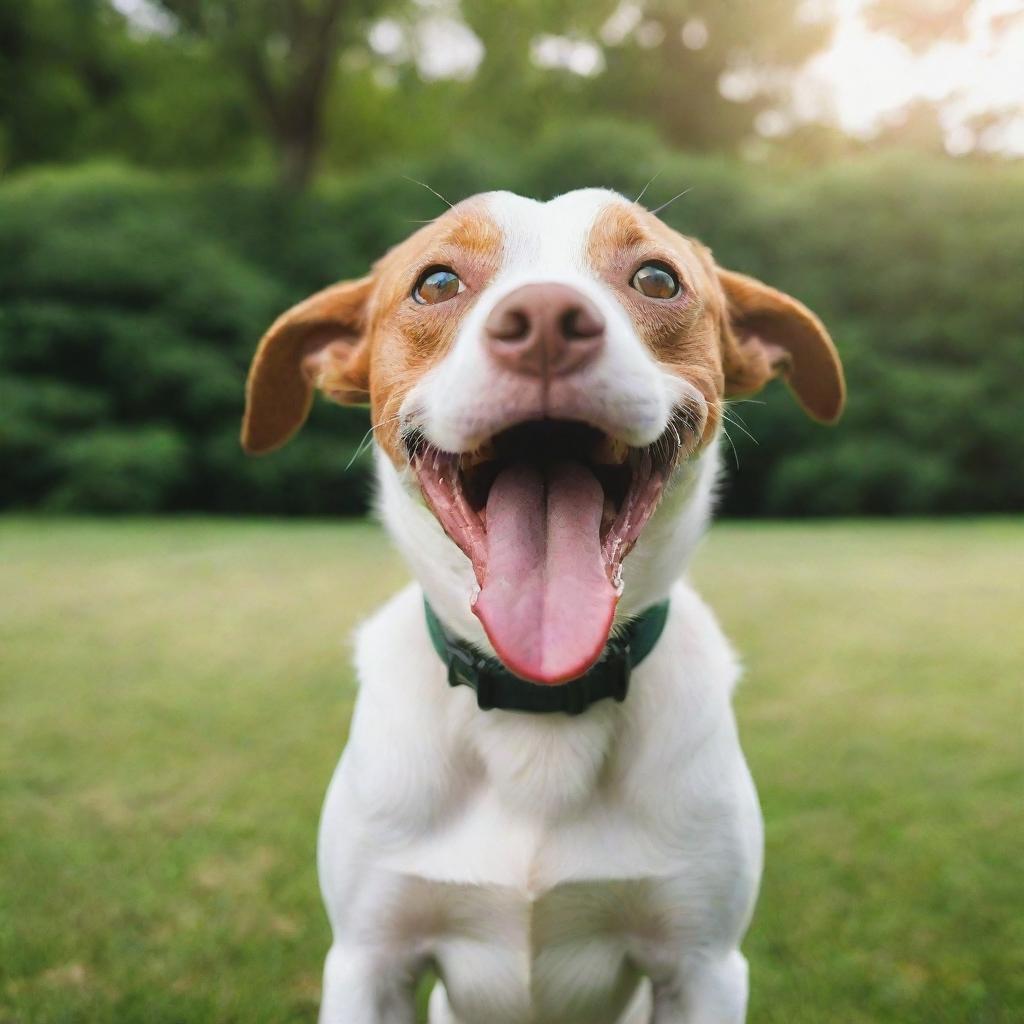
[586,203,726,446]
[586,201,844,440]
[360,197,503,460]
[242,197,503,460]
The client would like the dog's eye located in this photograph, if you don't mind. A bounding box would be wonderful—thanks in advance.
[631,262,681,299]
[413,267,464,305]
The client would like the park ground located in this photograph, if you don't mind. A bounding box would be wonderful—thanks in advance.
[1,518,1022,1023]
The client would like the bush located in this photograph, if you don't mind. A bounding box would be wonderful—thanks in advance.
[47,427,188,512]
[1,142,1021,516]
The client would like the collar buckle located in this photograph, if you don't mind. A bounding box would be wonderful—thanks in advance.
[609,643,632,703]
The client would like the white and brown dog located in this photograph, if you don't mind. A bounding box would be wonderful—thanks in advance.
[241,188,844,1024]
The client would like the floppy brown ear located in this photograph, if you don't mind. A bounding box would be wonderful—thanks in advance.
[241,276,374,455]
[718,268,845,424]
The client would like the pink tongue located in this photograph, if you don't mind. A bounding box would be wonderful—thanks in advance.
[473,461,618,685]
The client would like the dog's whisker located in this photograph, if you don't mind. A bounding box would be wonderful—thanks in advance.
[722,411,759,447]
[372,411,407,432]
[634,169,663,205]
[672,423,686,454]
[720,423,740,469]
[650,186,694,217]
[402,175,454,209]
[345,427,377,471]
[348,414,402,466]
[345,412,411,471]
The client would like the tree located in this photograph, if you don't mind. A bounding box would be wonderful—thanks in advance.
[0,0,124,170]
[593,0,833,154]
[452,0,834,157]
[152,0,380,188]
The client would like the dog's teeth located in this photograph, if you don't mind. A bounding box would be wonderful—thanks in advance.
[592,436,630,465]
[462,440,496,468]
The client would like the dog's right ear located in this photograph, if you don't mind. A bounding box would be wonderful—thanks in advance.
[717,268,844,424]
[241,276,375,455]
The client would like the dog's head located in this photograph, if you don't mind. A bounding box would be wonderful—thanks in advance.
[242,189,843,684]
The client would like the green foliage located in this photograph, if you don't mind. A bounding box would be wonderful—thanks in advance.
[48,427,189,513]
[0,0,121,168]
[0,2,256,174]
[1,139,1021,515]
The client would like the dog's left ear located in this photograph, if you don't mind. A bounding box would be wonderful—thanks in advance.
[241,276,375,455]
[718,268,845,424]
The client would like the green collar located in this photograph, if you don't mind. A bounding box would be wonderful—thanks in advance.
[424,598,670,716]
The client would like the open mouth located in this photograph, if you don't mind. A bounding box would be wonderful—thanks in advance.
[409,419,679,685]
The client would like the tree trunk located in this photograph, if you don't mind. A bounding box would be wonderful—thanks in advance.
[236,0,346,191]
[277,124,319,191]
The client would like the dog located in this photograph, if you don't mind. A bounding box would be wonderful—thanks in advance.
[241,188,844,1024]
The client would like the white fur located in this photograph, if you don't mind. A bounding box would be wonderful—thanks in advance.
[316,190,764,1023]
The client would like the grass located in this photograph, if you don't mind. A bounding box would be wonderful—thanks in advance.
[1,517,1021,1024]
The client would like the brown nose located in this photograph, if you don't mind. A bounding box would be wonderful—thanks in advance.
[484,283,605,378]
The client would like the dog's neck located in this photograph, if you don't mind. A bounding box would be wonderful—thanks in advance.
[375,441,721,653]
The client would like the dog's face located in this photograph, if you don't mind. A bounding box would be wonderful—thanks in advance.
[242,189,843,684]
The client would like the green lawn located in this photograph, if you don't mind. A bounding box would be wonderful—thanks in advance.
[1,518,1022,1024]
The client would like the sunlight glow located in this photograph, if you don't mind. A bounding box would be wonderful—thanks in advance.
[797,0,1024,152]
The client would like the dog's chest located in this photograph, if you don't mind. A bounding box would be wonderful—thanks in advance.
[380,805,670,1024]
[371,714,682,1023]
[394,872,654,1024]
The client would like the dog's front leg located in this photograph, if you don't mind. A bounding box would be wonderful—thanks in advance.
[650,950,749,1024]
[318,944,420,1024]
[317,733,433,1024]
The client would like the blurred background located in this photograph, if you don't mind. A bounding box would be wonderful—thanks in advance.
[2,0,1022,516]
[2,4,1023,1024]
